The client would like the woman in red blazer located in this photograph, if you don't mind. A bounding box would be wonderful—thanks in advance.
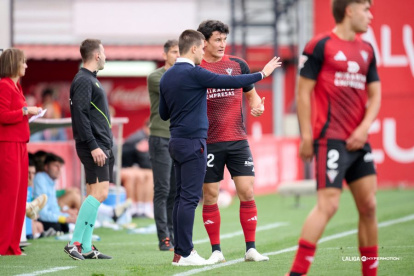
[0,48,42,255]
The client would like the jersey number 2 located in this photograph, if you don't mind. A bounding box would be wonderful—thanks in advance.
[207,154,214,167]
[327,149,339,169]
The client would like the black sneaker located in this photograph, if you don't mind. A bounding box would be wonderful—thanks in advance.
[82,245,112,259]
[159,237,174,251]
[64,242,84,260]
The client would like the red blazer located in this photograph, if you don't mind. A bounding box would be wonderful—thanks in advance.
[0,77,29,142]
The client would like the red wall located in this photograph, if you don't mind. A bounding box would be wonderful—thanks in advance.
[100,77,150,137]
[231,46,298,136]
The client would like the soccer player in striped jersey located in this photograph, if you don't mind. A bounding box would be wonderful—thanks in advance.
[288,0,380,275]
[197,20,270,263]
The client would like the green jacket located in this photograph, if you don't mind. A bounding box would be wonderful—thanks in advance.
[147,66,170,138]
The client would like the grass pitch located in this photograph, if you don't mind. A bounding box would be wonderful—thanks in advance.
[1,189,413,276]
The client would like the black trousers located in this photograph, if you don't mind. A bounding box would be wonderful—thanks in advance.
[38,220,69,233]
[169,137,206,257]
[149,136,176,243]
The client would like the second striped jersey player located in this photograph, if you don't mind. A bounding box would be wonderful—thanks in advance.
[197,20,271,264]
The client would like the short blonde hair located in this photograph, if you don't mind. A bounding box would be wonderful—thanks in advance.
[0,48,25,78]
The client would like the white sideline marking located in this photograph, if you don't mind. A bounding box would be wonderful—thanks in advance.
[318,214,414,244]
[175,214,414,276]
[194,222,288,244]
[102,222,288,246]
[316,245,414,251]
[15,222,287,275]
[15,266,76,276]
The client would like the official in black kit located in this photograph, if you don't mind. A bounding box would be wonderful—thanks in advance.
[65,39,113,261]
[70,61,114,184]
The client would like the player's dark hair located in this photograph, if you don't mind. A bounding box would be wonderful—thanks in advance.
[332,0,371,23]
[80,39,102,62]
[0,48,25,78]
[44,153,65,165]
[42,88,54,100]
[29,153,35,167]
[178,30,205,55]
[197,20,230,41]
[163,39,178,54]
[33,150,48,172]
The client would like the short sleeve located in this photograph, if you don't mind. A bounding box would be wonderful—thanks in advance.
[230,57,254,92]
[366,44,380,83]
[299,36,329,80]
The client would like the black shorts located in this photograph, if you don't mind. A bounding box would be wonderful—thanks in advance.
[314,139,376,190]
[76,146,115,184]
[204,140,255,183]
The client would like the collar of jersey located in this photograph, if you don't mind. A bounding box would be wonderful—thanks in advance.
[80,67,98,77]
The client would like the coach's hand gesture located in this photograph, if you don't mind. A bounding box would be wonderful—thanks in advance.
[91,148,107,167]
[261,57,282,78]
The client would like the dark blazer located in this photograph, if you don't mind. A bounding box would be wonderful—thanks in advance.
[159,61,262,139]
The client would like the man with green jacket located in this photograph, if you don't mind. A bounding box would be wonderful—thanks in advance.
[148,40,180,251]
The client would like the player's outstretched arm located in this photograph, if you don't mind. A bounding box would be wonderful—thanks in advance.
[196,57,281,89]
[261,57,282,78]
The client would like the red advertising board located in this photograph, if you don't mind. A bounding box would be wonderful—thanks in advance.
[100,77,150,137]
[314,0,414,185]
[220,136,303,195]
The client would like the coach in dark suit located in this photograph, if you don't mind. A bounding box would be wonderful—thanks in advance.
[159,29,281,266]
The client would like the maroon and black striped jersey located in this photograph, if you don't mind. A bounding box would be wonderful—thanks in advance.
[200,55,254,144]
[299,32,379,141]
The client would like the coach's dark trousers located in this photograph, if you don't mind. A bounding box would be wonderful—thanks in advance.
[169,137,206,257]
[149,136,176,243]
